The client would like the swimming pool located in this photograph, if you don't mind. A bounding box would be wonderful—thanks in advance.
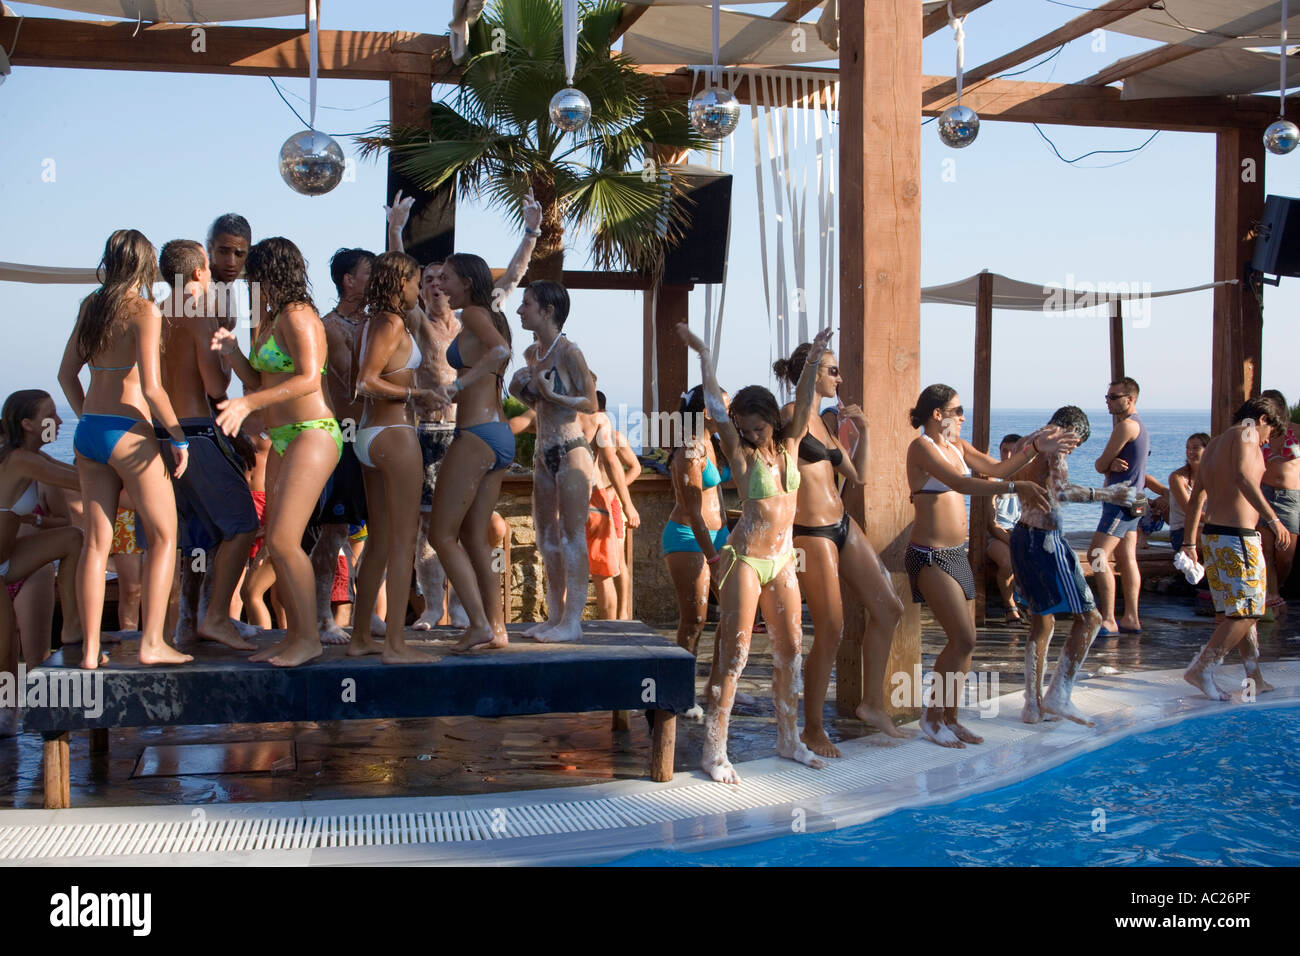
[604,704,1300,866]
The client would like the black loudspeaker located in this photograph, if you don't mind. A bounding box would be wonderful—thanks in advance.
[1251,194,1300,278]
[663,166,732,285]
[387,164,456,265]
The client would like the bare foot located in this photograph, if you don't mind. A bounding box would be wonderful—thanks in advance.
[777,739,826,769]
[534,621,581,643]
[138,643,194,666]
[411,610,441,631]
[449,626,508,653]
[1247,675,1276,694]
[197,616,257,652]
[250,637,292,662]
[946,719,984,744]
[920,713,965,748]
[702,751,740,784]
[524,620,558,639]
[80,651,110,670]
[801,726,842,759]
[1021,701,1043,724]
[683,704,705,721]
[854,703,915,739]
[1040,692,1095,727]
[1184,664,1229,701]
[381,642,431,665]
[267,638,323,668]
[346,637,383,657]
[319,621,349,646]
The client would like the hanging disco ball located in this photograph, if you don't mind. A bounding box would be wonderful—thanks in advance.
[549,87,591,133]
[1263,119,1300,155]
[689,87,741,141]
[938,104,980,149]
[278,129,345,196]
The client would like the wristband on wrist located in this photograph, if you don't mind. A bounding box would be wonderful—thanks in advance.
[525,227,541,238]
[171,438,189,449]
[706,552,722,565]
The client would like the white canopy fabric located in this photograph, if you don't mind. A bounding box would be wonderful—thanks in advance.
[1121,44,1298,99]
[0,262,97,284]
[621,4,838,65]
[920,272,1236,310]
[1106,0,1294,50]
[13,1,306,21]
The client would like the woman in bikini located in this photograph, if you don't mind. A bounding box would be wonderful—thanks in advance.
[57,229,191,671]
[773,343,905,758]
[347,251,437,663]
[678,322,831,785]
[507,280,597,644]
[211,237,339,668]
[662,384,730,715]
[905,384,1070,748]
[0,390,86,733]
[427,253,514,653]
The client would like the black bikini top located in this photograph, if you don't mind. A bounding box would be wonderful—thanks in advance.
[798,430,843,467]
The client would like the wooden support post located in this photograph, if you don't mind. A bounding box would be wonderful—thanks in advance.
[1212,128,1265,433]
[649,711,676,781]
[43,731,70,810]
[642,284,691,428]
[1109,299,1125,383]
[968,272,993,626]
[835,0,922,717]
[623,524,635,619]
[387,71,432,237]
[611,710,630,731]
[90,728,109,754]
[500,530,512,625]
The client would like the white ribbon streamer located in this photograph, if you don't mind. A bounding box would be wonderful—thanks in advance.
[308,0,319,128]
[949,2,965,104]
[711,0,721,86]
[1282,0,1290,118]
[563,0,578,85]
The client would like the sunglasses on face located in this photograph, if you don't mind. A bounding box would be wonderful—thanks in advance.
[943,405,964,418]
[820,365,840,377]
[1105,393,1125,401]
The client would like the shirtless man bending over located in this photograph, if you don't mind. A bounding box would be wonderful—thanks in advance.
[1181,395,1291,700]
[156,239,261,650]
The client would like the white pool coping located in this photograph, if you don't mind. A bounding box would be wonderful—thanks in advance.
[3,661,1297,866]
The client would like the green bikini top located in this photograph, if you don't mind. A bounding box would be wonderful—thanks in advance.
[741,446,801,501]
[249,314,326,375]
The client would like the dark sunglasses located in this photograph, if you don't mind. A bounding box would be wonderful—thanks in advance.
[943,405,964,418]
[820,365,840,376]
[1104,393,1125,401]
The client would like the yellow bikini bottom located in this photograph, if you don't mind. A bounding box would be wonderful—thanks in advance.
[716,544,796,589]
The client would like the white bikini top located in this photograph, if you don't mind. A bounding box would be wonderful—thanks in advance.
[360,320,422,379]
[0,481,39,516]
[915,433,970,493]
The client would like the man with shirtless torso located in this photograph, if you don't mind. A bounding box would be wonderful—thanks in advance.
[155,239,261,650]
[582,390,641,619]
[1259,388,1298,614]
[310,248,375,644]
[1182,395,1291,700]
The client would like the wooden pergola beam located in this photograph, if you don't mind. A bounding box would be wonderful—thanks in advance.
[1080,41,1202,87]
[611,4,649,43]
[772,0,824,21]
[962,0,1153,85]
[923,0,994,38]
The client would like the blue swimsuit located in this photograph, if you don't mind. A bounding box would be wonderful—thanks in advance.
[446,336,515,472]
[73,361,146,464]
[662,456,731,555]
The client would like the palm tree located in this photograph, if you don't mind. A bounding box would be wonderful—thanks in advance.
[358,0,715,281]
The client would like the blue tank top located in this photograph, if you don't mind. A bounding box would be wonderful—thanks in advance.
[1105,413,1149,492]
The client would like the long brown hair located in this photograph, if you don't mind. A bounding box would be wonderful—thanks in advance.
[444,253,512,350]
[1,389,51,464]
[77,229,160,362]
[363,251,419,320]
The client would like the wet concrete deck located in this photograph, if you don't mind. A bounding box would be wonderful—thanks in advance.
[3,593,1298,810]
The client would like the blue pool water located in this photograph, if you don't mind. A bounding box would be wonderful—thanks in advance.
[605,706,1300,866]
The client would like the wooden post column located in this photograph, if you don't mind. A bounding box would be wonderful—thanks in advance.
[1109,299,1125,382]
[1212,128,1265,433]
[835,0,923,717]
[968,272,993,626]
[387,71,433,237]
[642,284,691,429]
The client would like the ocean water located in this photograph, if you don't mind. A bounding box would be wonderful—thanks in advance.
[603,705,1300,867]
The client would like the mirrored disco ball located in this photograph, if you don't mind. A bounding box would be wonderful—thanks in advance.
[549,87,591,133]
[1263,119,1300,155]
[689,87,740,141]
[278,129,345,196]
[938,104,980,148]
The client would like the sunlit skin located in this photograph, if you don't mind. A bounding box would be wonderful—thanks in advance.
[1168,437,1206,547]
[1261,412,1298,608]
[1088,385,1145,633]
[986,440,1023,625]
[780,351,907,757]
[208,233,249,285]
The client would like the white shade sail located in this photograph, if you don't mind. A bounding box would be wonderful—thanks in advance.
[13,1,308,21]
[921,272,1236,310]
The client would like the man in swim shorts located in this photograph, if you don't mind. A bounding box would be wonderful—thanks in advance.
[582,392,641,619]
[156,239,261,650]
[1259,388,1298,614]
[1181,395,1291,700]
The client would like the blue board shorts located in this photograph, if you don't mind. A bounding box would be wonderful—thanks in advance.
[1009,523,1097,617]
[1097,501,1139,538]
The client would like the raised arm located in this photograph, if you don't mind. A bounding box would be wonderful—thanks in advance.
[833,404,869,484]
[964,427,1076,478]
[786,327,834,446]
[385,190,415,254]
[911,437,1052,513]
[492,190,543,300]
[676,323,740,464]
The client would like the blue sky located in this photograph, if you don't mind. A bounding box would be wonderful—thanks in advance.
[2,0,1298,420]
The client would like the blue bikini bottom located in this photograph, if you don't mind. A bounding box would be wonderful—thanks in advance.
[455,421,515,472]
[74,414,144,464]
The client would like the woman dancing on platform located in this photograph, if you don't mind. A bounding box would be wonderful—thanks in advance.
[679,322,831,784]
[58,229,191,671]
[904,384,1069,748]
[0,391,86,734]
[348,251,437,663]
[773,343,905,757]
[212,238,339,667]
[508,280,597,643]
[427,254,513,652]
[663,384,730,714]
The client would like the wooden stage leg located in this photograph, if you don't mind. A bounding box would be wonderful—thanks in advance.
[611,710,630,731]
[43,731,70,810]
[90,728,109,753]
[649,711,675,781]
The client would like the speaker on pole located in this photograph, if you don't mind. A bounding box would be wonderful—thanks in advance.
[663,165,732,285]
[386,164,456,265]
[1251,194,1300,279]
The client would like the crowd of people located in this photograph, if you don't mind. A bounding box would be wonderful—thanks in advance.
[0,205,1295,781]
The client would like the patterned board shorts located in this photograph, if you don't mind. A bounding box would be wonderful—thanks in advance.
[905,543,975,605]
[1202,524,1266,619]
[419,423,457,513]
